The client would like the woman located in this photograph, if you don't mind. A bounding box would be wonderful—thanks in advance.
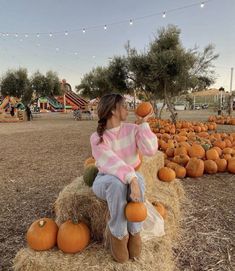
[90,93,158,263]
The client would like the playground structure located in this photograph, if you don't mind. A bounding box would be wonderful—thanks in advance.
[0,96,26,122]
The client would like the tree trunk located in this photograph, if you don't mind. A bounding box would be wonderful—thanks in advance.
[164,80,177,124]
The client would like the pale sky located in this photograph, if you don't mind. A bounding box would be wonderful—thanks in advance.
[0,0,234,91]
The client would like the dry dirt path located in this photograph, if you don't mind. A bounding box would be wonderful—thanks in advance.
[0,111,234,271]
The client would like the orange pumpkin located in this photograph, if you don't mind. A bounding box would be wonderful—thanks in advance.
[26,218,58,251]
[125,202,147,222]
[206,149,219,161]
[158,167,176,182]
[227,159,235,174]
[152,202,167,219]
[174,165,186,179]
[215,158,227,172]
[57,220,90,253]
[186,158,204,177]
[188,144,205,159]
[204,160,218,174]
[84,157,96,168]
[173,154,190,166]
[135,102,153,117]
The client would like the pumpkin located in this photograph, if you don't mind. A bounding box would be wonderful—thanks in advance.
[174,146,188,156]
[215,158,227,172]
[125,202,147,222]
[174,165,186,179]
[227,159,235,174]
[57,220,90,253]
[186,158,204,177]
[152,201,167,219]
[158,167,176,182]
[83,165,99,187]
[206,149,219,161]
[26,218,58,251]
[188,144,205,159]
[84,157,96,168]
[211,146,222,156]
[166,148,175,158]
[135,102,153,117]
[173,154,190,166]
[204,160,218,174]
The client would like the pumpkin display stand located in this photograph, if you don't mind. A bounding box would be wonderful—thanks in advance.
[13,151,185,271]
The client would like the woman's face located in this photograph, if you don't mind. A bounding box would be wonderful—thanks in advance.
[113,100,128,121]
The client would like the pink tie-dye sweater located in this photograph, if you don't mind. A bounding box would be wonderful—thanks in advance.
[90,122,158,184]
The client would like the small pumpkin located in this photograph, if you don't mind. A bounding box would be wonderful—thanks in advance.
[158,167,176,182]
[57,220,90,253]
[188,144,205,159]
[84,157,96,168]
[227,159,235,174]
[204,160,218,174]
[26,218,58,251]
[135,102,153,117]
[125,202,147,222]
[152,201,167,219]
[83,165,99,187]
[174,165,186,179]
[215,158,227,172]
[206,149,219,161]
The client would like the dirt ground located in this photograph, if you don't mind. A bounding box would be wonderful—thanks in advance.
[0,110,234,271]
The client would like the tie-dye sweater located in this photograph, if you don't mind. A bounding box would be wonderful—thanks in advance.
[90,122,158,184]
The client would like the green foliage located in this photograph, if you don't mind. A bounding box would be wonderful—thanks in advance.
[0,68,33,104]
[83,165,99,187]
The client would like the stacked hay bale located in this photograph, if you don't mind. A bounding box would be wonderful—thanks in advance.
[13,151,185,271]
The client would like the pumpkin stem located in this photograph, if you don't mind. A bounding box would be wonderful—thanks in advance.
[38,220,46,227]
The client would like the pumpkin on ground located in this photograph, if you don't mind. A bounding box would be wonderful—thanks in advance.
[83,165,99,187]
[26,218,58,251]
[188,144,205,159]
[135,102,153,117]
[186,158,204,177]
[215,158,227,172]
[125,202,147,222]
[228,159,235,174]
[152,201,167,219]
[84,157,96,168]
[57,220,90,253]
[174,165,186,179]
[204,160,218,174]
[158,167,176,182]
[206,149,219,161]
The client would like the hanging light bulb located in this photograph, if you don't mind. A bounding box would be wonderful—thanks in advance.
[55,47,59,52]
[104,25,107,30]
[200,2,205,8]
[92,55,96,59]
[15,33,18,37]
[162,12,166,18]
[82,28,86,33]
[6,33,9,36]
[74,52,78,55]
[65,31,68,36]
[25,33,28,38]
[49,32,53,37]
[37,33,40,38]
[129,19,133,25]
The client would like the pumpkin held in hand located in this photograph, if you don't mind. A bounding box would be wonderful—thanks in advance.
[135,102,153,118]
[57,220,90,253]
[125,202,147,222]
[26,218,58,251]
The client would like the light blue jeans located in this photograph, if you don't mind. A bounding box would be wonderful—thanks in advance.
[92,172,145,239]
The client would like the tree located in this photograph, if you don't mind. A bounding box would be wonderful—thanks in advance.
[31,70,62,98]
[0,68,33,105]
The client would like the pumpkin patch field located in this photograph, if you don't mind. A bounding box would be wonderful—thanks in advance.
[0,110,234,271]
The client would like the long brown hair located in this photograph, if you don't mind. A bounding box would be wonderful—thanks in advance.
[96,93,124,144]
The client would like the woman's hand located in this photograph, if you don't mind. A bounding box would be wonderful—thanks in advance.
[129,177,141,202]
[135,108,155,125]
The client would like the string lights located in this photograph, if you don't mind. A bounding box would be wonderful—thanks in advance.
[0,0,211,39]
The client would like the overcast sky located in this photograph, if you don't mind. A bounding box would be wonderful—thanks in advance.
[0,0,234,91]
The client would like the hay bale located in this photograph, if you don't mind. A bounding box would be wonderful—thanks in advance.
[13,151,185,271]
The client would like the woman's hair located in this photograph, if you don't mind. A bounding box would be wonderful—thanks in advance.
[96,93,124,144]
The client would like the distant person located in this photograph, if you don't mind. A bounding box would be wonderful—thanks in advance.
[25,105,32,121]
[10,106,15,117]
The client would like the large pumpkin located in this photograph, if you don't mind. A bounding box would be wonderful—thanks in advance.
[152,201,167,219]
[188,144,205,159]
[186,158,204,177]
[158,167,176,182]
[204,160,218,174]
[26,218,58,251]
[206,149,219,161]
[83,165,99,187]
[135,102,153,117]
[125,202,147,222]
[57,220,90,253]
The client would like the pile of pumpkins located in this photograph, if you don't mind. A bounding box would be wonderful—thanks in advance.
[151,124,235,181]
[208,115,235,125]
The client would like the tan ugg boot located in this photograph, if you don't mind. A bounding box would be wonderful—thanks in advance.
[128,232,141,259]
[108,229,129,263]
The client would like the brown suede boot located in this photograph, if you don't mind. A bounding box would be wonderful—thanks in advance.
[128,232,142,259]
[108,229,129,263]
